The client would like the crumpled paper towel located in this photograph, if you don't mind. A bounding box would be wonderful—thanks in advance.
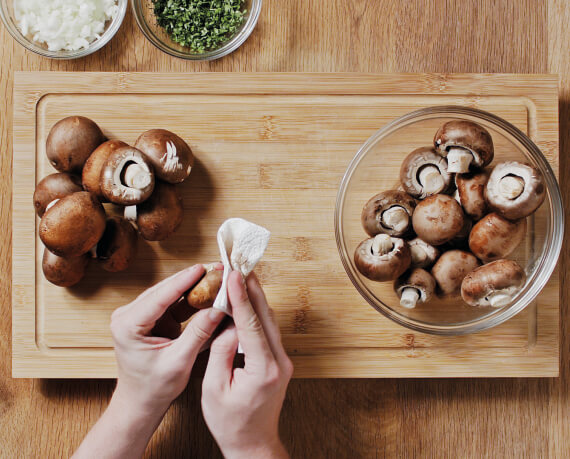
[212,218,270,315]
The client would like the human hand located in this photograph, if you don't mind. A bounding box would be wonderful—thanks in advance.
[202,271,293,459]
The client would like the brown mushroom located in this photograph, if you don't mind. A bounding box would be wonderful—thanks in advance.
[125,181,183,241]
[400,147,454,199]
[361,190,416,238]
[408,237,440,269]
[444,216,473,250]
[96,216,138,272]
[185,266,223,309]
[412,194,465,246]
[433,120,494,173]
[431,250,481,296]
[134,129,194,183]
[42,248,89,287]
[455,170,489,220]
[33,172,83,217]
[485,161,546,220]
[461,259,526,307]
[100,146,155,206]
[394,268,436,309]
[39,191,106,257]
[46,116,106,174]
[354,234,411,282]
[468,213,526,262]
[82,140,128,200]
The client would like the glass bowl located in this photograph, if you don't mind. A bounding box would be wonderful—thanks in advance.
[0,0,127,59]
[335,106,564,335]
[131,0,261,61]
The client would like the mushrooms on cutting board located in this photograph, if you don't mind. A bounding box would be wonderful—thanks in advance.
[400,146,453,199]
[412,194,465,246]
[42,248,90,287]
[361,190,416,238]
[354,234,411,282]
[461,259,526,307]
[431,249,481,296]
[82,140,128,201]
[433,120,494,173]
[394,268,436,309]
[455,170,489,220]
[33,172,83,217]
[469,212,526,262]
[96,216,138,272]
[485,161,546,220]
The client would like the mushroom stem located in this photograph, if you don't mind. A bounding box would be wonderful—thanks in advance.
[123,163,152,190]
[371,234,393,256]
[381,206,409,233]
[499,175,525,200]
[400,287,420,309]
[487,291,513,308]
[446,148,473,173]
[418,165,444,194]
[124,205,138,224]
[410,245,427,266]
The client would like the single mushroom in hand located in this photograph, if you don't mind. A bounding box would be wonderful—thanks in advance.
[455,170,489,220]
[96,216,138,272]
[134,129,194,184]
[468,212,526,262]
[82,140,128,201]
[185,265,224,309]
[485,161,546,220]
[408,237,440,269]
[100,146,155,206]
[39,192,106,257]
[124,181,183,241]
[412,194,465,246]
[400,146,454,199]
[42,248,90,287]
[361,190,416,238]
[461,259,526,307]
[433,120,494,173]
[394,268,436,309]
[354,234,411,282]
[431,249,481,296]
[33,172,83,217]
[46,116,106,174]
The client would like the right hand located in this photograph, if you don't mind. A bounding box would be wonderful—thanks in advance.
[201,271,293,459]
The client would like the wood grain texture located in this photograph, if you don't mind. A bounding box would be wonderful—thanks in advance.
[1,0,568,457]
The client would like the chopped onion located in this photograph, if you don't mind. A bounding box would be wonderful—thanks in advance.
[14,0,119,52]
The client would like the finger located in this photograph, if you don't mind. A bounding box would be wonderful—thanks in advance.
[227,271,274,368]
[171,308,226,361]
[169,297,199,323]
[132,265,205,326]
[204,325,239,390]
[151,310,182,340]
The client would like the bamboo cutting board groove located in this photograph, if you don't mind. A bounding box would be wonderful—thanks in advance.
[12,72,560,378]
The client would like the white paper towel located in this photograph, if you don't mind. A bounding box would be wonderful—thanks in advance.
[213,218,270,315]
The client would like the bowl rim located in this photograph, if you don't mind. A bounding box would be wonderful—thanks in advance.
[334,105,564,335]
[0,0,128,59]
[130,0,262,61]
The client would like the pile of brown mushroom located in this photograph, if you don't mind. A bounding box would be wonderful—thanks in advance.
[35,116,193,287]
[354,119,546,309]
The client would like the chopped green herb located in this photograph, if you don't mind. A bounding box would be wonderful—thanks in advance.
[152,0,247,53]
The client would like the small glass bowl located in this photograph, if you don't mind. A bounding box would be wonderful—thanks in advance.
[0,0,127,59]
[131,0,261,61]
[335,106,564,335]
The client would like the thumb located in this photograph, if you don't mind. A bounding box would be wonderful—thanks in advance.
[171,308,226,360]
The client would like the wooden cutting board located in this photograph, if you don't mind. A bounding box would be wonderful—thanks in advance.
[12,72,560,378]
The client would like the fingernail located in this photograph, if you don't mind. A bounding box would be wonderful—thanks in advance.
[209,308,226,321]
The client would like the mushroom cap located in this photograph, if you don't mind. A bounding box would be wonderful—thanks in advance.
[408,237,440,269]
[431,250,481,296]
[96,216,138,272]
[469,213,526,262]
[433,120,494,168]
[456,170,489,220]
[485,161,546,220]
[100,146,155,205]
[394,268,436,303]
[136,181,184,241]
[443,216,473,250]
[39,192,106,257]
[400,146,454,199]
[412,194,465,246]
[33,172,83,217]
[46,116,106,174]
[134,129,194,184]
[361,190,416,237]
[354,237,411,282]
[42,248,90,287]
[186,268,223,309]
[461,259,526,307]
[82,140,128,200]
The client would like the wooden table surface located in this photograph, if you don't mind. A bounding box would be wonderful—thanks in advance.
[1,1,568,457]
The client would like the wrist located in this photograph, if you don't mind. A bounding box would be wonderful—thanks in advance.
[112,382,170,427]
[222,437,288,459]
